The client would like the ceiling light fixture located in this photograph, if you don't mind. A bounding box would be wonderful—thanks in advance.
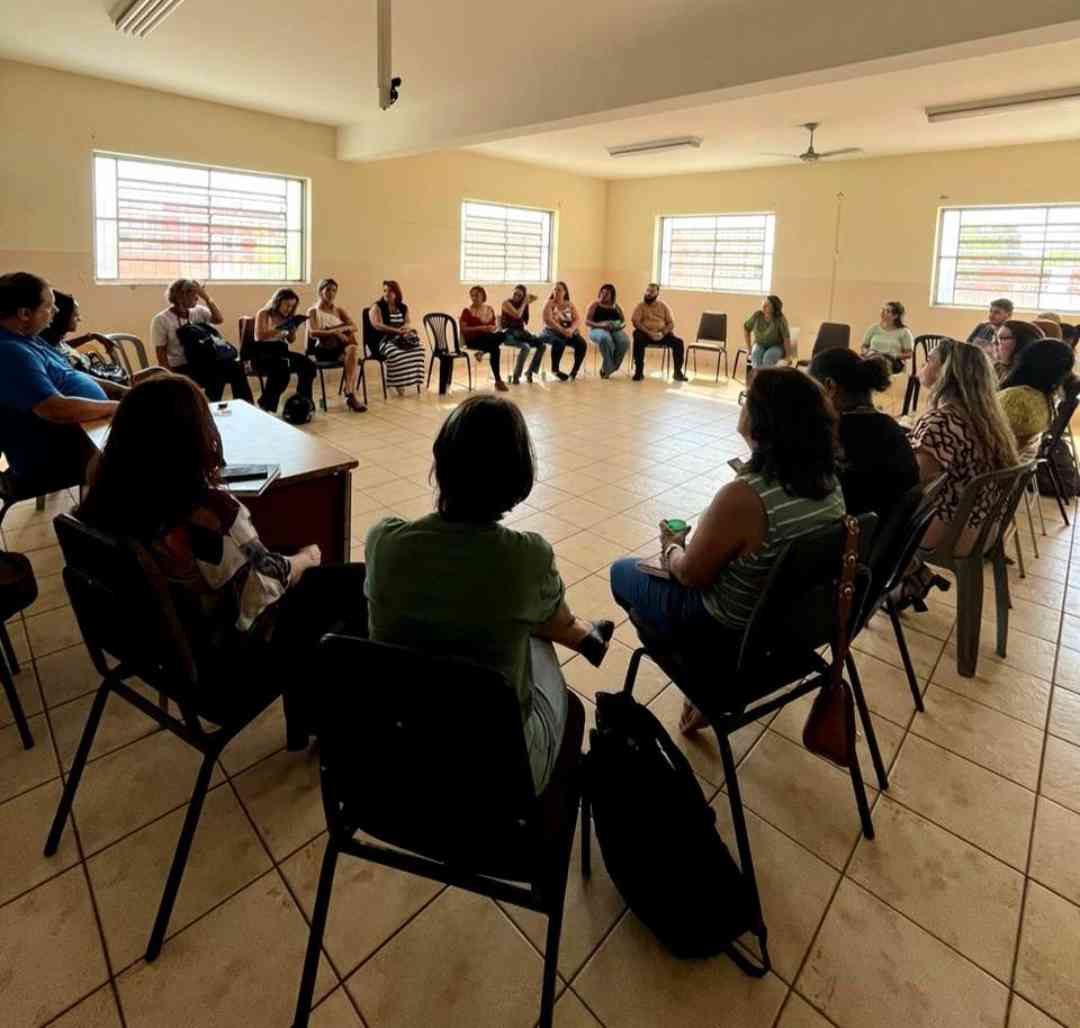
[607,136,703,158]
[926,86,1080,123]
[114,0,186,37]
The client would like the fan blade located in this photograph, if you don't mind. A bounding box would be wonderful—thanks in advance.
[759,152,799,158]
[817,147,863,158]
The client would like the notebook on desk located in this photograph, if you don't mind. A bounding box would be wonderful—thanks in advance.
[222,463,280,497]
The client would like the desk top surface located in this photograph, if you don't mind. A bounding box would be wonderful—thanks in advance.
[83,400,358,486]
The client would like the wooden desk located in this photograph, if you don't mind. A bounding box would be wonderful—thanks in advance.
[84,401,358,563]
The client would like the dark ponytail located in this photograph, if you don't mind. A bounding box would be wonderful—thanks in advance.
[809,348,891,396]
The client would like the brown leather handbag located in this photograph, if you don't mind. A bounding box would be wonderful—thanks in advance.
[802,515,861,769]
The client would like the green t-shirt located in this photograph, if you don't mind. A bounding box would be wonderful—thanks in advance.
[862,324,914,358]
[364,513,565,725]
[744,311,789,351]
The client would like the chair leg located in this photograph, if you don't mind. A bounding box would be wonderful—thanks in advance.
[317,368,328,413]
[0,620,20,674]
[885,597,924,712]
[466,355,473,392]
[954,561,985,678]
[379,362,388,400]
[45,680,111,856]
[901,377,916,417]
[426,354,436,390]
[1035,483,1047,537]
[991,552,1010,660]
[0,643,33,749]
[1022,489,1040,558]
[580,791,592,880]
[622,648,645,696]
[145,749,218,961]
[847,738,875,840]
[36,495,47,512]
[1047,462,1071,527]
[1012,521,1026,579]
[539,884,569,1028]
[292,840,340,1028]
[846,652,888,791]
[359,362,368,407]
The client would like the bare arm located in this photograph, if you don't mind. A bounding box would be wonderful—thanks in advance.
[254,310,284,343]
[662,302,674,336]
[584,301,602,329]
[33,394,119,424]
[568,304,583,336]
[532,597,593,650]
[194,285,223,326]
[542,300,559,332]
[630,303,643,331]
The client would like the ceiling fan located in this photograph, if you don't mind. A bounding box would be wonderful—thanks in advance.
[762,122,862,163]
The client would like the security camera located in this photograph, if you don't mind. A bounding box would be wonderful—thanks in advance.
[388,76,401,106]
[376,0,401,110]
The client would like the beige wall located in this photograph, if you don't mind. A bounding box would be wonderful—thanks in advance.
[0,59,607,347]
[605,140,1080,354]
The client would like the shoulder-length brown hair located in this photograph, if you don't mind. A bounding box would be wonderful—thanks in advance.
[383,280,404,305]
[264,288,300,316]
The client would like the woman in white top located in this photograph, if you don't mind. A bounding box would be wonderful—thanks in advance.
[306,278,365,413]
[861,301,914,373]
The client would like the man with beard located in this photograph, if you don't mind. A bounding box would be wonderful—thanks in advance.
[630,283,687,382]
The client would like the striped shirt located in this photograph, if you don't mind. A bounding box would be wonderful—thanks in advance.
[702,471,846,630]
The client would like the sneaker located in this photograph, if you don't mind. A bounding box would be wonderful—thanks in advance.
[495,380,509,392]
[632,372,644,382]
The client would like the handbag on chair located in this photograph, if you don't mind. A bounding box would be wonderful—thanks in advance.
[802,515,861,768]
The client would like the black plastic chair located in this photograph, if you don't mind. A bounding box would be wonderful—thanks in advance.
[423,313,473,394]
[0,467,51,529]
[1036,383,1080,527]
[900,335,947,416]
[0,551,38,749]
[686,312,728,381]
[306,349,347,413]
[291,635,584,1028]
[44,514,285,961]
[608,513,881,972]
[795,322,851,369]
[360,307,390,403]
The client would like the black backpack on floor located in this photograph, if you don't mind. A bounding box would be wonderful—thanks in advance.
[585,690,769,975]
[282,394,315,425]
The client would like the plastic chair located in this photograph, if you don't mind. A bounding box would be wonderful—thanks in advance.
[795,322,851,369]
[360,307,390,403]
[1035,384,1080,527]
[686,312,728,381]
[0,551,38,749]
[923,463,1036,677]
[612,513,881,973]
[901,335,947,416]
[44,514,286,961]
[291,635,584,1028]
[424,313,473,393]
[103,333,150,378]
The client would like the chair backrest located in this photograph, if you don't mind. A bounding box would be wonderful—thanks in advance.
[911,334,947,376]
[737,513,877,672]
[695,312,727,344]
[361,306,381,359]
[1039,382,1080,459]
[52,513,201,716]
[1034,319,1064,340]
[811,322,850,358]
[104,333,149,375]
[933,463,1037,559]
[238,316,256,363]
[424,313,459,355]
[313,635,540,870]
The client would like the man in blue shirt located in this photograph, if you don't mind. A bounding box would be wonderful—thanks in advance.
[0,272,120,495]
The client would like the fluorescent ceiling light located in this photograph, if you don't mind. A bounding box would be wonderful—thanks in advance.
[608,136,703,158]
[926,86,1080,123]
[114,0,185,38]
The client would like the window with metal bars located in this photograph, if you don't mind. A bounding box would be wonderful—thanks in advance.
[933,205,1080,313]
[459,201,554,285]
[656,213,776,294]
[93,152,306,283]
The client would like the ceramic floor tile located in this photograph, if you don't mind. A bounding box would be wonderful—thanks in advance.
[797,879,1008,1028]
[0,867,110,1028]
[777,994,836,1028]
[552,558,593,588]
[35,644,106,708]
[1059,612,1080,653]
[1029,797,1080,907]
[1041,735,1080,816]
[562,641,668,707]
[217,698,288,777]
[309,987,364,1027]
[25,605,83,659]
[553,532,628,574]
[24,570,70,617]
[1005,599,1063,644]
[49,687,160,772]
[87,784,272,972]
[563,572,628,628]
[1054,644,1080,693]
[592,514,658,550]
[117,872,336,1027]
[48,986,123,1027]
[1015,883,1080,1027]
[0,656,41,729]
[931,658,1052,729]
[281,833,443,979]
[1048,686,1080,746]
[852,616,944,680]
[0,712,59,804]
[846,797,1023,981]
[7,617,31,664]
[735,731,876,869]
[523,482,573,511]
[350,506,398,542]
[1008,995,1066,1028]
[579,483,648,514]
[911,685,1044,789]
[3,516,59,553]
[364,477,431,506]
[1008,573,1066,611]
[551,989,605,1027]
[233,747,326,861]
[345,889,550,1028]
[848,650,923,727]
[512,511,586,545]
[888,734,1035,870]
[0,779,79,907]
[573,911,787,1028]
[941,620,1056,683]
[28,544,65,579]
[546,498,615,531]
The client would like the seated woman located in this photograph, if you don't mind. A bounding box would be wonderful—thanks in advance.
[540,282,588,381]
[609,368,845,733]
[368,280,425,396]
[809,348,919,524]
[253,288,317,414]
[999,339,1077,457]
[500,286,546,384]
[585,283,630,378]
[993,320,1043,383]
[306,278,366,413]
[364,395,613,794]
[861,301,914,373]
[459,286,509,392]
[743,295,792,374]
[76,376,367,749]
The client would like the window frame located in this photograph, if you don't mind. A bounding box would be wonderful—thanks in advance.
[930,202,1080,313]
[91,150,310,286]
[458,199,557,287]
[653,211,777,296]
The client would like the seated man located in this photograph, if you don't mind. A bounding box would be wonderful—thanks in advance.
[0,272,120,495]
[150,279,253,403]
[966,298,1013,353]
[630,283,688,382]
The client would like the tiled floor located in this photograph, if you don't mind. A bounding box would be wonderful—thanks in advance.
[2,354,1080,1027]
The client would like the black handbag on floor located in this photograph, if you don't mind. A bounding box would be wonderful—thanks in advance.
[585,690,768,974]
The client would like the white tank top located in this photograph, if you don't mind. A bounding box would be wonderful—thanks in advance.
[307,306,342,347]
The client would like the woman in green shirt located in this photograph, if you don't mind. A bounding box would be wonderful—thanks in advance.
[861,301,914,372]
[364,395,614,794]
[743,295,792,371]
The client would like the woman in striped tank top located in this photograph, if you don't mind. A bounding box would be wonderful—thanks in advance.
[610,367,845,733]
[368,280,425,395]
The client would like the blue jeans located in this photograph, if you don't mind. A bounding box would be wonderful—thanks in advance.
[502,328,546,380]
[751,343,785,368]
[609,557,716,638]
[589,327,630,376]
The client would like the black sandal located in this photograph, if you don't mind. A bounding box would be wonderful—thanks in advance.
[579,620,615,668]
